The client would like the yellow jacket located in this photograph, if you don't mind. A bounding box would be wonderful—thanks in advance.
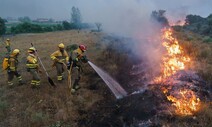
[8,55,18,71]
[72,48,84,61]
[71,48,87,67]
[50,50,69,63]
[26,54,39,69]
[5,40,10,47]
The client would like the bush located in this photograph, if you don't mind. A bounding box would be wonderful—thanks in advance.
[0,17,6,35]
[203,36,212,43]
[10,22,66,34]
[11,22,43,33]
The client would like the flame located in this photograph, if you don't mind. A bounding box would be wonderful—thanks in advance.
[154,28,201,116]
[154,28,190,82]
[164,89,201,115]
[161,28,190,78]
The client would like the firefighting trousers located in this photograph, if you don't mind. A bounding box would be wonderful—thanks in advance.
[71,67,81,89]
[7,70,22,85]
[29,69,40,86]
[55,63,64,81]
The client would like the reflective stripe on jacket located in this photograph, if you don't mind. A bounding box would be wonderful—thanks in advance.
[50,50,69,63]
[26,54,38,69]
[8,55,18,71]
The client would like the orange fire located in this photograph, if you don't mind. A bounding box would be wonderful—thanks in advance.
[161,28,190,78]
[155,28,201,116]
[163,88,201,115]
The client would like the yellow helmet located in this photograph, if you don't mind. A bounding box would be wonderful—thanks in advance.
[12,49,20,55]
[58,43,65,48]
[7,38,10,41]
[28,47,36,53]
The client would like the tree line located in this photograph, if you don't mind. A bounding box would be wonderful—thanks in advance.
[182,14,212,37]
[0,6,93,35]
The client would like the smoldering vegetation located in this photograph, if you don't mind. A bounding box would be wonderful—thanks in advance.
[78,34,211,127]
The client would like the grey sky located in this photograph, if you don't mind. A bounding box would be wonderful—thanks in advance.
[0,0,212,36]
[0,0,212,20]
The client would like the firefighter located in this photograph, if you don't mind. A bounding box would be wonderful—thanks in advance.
[50,43,69,82]
[5,38,11,53]
[26,47,41,88]
[7,49,23,86]
[69,44,88,93]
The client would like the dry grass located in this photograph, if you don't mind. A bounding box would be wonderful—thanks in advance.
[175,31,212,84]
[0,30,104,127]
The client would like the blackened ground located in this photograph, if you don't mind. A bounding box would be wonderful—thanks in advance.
[77,35,165,127]
[77,35,212,127]
[78,89,165,127]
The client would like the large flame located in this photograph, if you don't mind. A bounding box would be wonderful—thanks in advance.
[161,28,190,78]
[156,28,201,116]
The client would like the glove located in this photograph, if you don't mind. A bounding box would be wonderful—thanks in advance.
[67,62,70,66]
[73,58,78,63]
[54,58,59,62]
[82,56,89,63]
[67,62,70,69]
[58,59,64,63]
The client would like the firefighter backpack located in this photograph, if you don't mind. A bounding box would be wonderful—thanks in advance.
[66,44,78,62]
[2,56,10,70]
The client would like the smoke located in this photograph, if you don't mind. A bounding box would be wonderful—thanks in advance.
[76,0,212,36]
[74,0,212,80]
[1,0,212,79]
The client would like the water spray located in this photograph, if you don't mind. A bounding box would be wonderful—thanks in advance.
[88,61,127,99]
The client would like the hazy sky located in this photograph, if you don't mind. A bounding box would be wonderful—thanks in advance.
[1,0,212,36]
[0,0,212,20]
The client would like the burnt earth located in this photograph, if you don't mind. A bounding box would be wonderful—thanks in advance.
[78,88,166,127]
[78,70,211,127]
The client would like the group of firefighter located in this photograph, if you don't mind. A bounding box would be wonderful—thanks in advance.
[3,38,88,94]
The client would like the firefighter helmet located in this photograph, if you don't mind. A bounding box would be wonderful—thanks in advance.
[28,47,36,53]
[12,49,20,55]
[79,44,86,51]
[58,43,65,48]
[7,38,10,41]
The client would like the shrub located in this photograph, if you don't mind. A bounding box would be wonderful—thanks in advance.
[203,36,212,43]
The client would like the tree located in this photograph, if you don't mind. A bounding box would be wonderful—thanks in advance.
[18,16,31,23]
[71,6,82,28]
[95,22,102,32]
[62,21,71,30]
[0,17,6,35]
[151,10,169,27]
[185,15,205,25]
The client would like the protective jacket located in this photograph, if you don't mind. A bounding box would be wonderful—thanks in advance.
[71,48,87,67]
[26,54,39,69]
[7,54,23,86]
[8,55,19,71]
[51,50,69,64]
[5,40,10,47]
